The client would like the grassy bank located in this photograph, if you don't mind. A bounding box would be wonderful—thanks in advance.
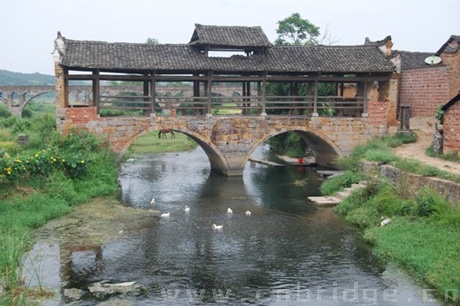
[321,133,460,302]
[0,110,121,304]
[0,111,198,304]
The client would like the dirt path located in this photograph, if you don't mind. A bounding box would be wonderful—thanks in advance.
[392,116,460,176]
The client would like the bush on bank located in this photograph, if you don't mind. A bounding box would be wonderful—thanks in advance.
[0,113,119,304]
[321,133,460,302]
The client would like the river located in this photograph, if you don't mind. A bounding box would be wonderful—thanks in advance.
[25,145,442,305]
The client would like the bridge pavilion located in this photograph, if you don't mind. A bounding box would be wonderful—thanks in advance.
[53,24,396,116]
[52,24,399,176]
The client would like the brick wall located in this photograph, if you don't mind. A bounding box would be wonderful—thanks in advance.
[367,101,389,125]
[443,101,460,153]
[440,51,460,98]
[399,66,450,117]
[58,107,100,134]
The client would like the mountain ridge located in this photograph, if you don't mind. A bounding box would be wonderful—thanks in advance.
[0,69,55,85]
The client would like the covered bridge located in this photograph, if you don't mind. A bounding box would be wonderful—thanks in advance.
[53,24,399,176]
[53,23,397,118]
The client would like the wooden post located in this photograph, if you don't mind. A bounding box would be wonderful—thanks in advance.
[143,73,149,116]
[261,72,267,115]
[150,71,156,115]
[92,70,100,112]
[193,74,200,116]
[246,81,251,115]
[207,72,212,115]
[313,78,318,116]
[363,78,368,114]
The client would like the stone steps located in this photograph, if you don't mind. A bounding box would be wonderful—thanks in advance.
[308,181,367,207]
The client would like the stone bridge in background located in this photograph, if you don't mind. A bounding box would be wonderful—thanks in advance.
[0,84,246,116]
[57,102,394,176]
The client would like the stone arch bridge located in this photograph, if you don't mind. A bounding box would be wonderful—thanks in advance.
[59,103,393,176]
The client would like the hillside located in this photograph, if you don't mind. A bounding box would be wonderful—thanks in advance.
[0,69,55,85]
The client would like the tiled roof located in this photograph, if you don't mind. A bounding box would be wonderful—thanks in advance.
[189,24,273,49]
[58,37,396,74]
[436,35,460,55]
[364,35,392,47]
[396,51,437,70]
[441,91,460,111]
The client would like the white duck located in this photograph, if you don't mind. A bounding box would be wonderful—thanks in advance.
[212,224,223,230]
[184,205,190,213]
[227,208,233,214]
[245,210,251,216]
[380,217,391,227]
[160,212,170,218]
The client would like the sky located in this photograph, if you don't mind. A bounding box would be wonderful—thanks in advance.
[1,0,458,75]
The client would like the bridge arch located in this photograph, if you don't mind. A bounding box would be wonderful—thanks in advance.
[119,127,229,175]
[245,128,342,169]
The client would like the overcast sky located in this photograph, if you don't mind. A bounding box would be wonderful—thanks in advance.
[2,0,457,75]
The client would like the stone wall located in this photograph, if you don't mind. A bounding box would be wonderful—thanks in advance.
[399,66,450,117]
[361,162,460,208]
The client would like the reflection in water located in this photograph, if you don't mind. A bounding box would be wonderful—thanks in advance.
[27,146,442,305]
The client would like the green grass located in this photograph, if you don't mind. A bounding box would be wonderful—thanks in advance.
[426,145,460,162]
[0,112,120,303]
[364,219,460,301]
[128,130,197,154]
[324,130,460,302]
[336,184,460,302]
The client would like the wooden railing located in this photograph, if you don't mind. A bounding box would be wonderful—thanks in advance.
[75,94,366,117]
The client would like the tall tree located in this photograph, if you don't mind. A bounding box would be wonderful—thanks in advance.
[275,12,320,46]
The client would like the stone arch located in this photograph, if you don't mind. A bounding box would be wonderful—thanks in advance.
[25,91,55,105]
[175,127,229,175]
[245,128,342,169]
[119,126,229,175]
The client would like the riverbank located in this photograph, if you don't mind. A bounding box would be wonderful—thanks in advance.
[322,122,460,303]
[3,125,459,304]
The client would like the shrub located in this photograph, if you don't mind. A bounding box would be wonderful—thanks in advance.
[368,184,407,216]
[345,206,380,228]
[320,170,361,195]
[0,104,11,118]
[21,108,32,118]
[435,104,444,124]
[412,187,450,218]
[364,149,399,163]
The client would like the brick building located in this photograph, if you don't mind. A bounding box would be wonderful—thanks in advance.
[397,51,450,117]
[441,92,460,153]
[347,35,460,119]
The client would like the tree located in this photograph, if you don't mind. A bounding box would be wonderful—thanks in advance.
[275,12,320,46]
[268,13,332,156]
[145,37,159,45]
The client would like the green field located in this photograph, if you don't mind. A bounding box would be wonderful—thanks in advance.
[127,130,197,154]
